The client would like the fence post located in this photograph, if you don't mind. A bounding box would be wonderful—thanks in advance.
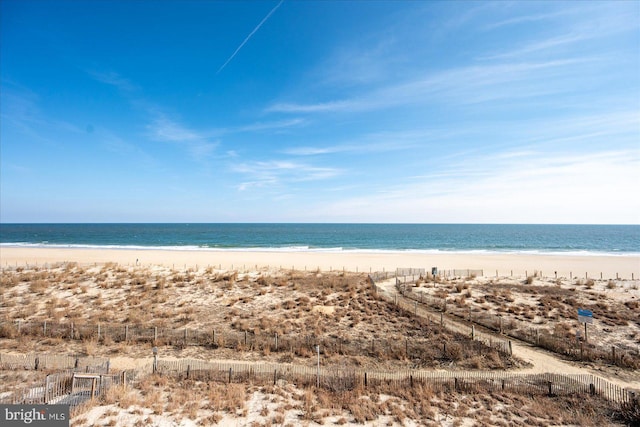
[90,378,97,400]
[44,375,50,403]
[471,325,475,340]
[98,324,101,341]
[275,333,278,351]
[43,321,47,336]
[547,381,553,396]
[590,383,595,395]
[611,346,616,364]
[364,372,368,387]
[228,368,232,384]
[508,341,512,356]
[274,369,277,385]
[186,365,190,379]
[122,371,127,389]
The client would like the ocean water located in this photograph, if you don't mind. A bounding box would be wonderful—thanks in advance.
[0,224,638,256]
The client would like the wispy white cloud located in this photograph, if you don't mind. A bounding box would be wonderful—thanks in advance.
[99,129,158,168]
[89,67,313,165]
[481,2,639,60]
[88,70,220,162]
[0,84,86,143]
[516,111,640,148]
[483,8,577,31]
[233,159,342,191]
[267,56,596,114]
[283,129,444,156]
[148,115,201,142]
[217,0,284,74]
[236,118,307,132]
[266,1,637,121]
[266,99,361,114]
[480,33,589,61]
[311,149,640,223]
[87,70,137,92]
[147,114,219,160]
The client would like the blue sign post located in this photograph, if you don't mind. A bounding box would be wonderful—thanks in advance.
[578,309,593,342]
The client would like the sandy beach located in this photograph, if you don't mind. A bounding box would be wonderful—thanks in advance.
[1,246,638,279]
[2,246,639,426]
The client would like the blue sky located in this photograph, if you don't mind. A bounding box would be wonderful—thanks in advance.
[1,0,639,224]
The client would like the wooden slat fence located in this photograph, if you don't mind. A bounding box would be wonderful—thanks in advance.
[2,355,635,412]
[0,320,508,363]
[155,358,637,406]
[0,353,110,373]
[0,370,136,415]
[368,274,640,369]
[404,287,640,368]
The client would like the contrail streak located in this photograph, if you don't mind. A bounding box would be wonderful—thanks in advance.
[217,0,284,74]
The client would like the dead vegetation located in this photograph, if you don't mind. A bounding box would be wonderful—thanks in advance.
[1,263,637,426]
[409,273,640,357]
[1,263,516,370]
[67,373,629,427]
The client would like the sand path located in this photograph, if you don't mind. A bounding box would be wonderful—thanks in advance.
[374,278,640,390]
[106,277,639,394]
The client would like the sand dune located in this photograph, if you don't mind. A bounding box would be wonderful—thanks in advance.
[1,246,638,279]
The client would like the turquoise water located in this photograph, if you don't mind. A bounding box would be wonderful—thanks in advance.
[0,224,638,256]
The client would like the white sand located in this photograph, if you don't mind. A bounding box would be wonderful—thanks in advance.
[1,246,638,279]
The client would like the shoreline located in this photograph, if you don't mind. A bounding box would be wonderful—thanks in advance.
[1,246,638,279]
[2,243,639,257]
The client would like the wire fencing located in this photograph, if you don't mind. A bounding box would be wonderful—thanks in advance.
[156,357,637,407]
[397,283,640,369]
[0,319,510,365]
[1,353,636,413]
[0,353,110,373]
[369,272,640,369]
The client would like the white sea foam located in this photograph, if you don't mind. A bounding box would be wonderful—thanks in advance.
[1,242,638,257]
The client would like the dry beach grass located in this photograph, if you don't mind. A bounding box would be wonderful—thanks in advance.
[407,273,640,358]
[1,263,516,370]
[1,248,639,426]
